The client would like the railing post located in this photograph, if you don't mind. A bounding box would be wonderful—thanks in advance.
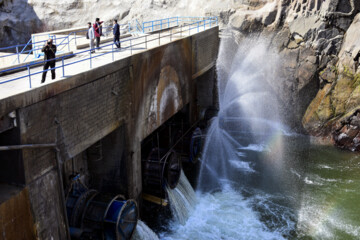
[112,44,114,61]
[168,18,170,28]
[161,20,162,30]
[204,19,206,30]
[67,36,70,52]
[89,51,92,69]
[152,21,154,32]
[32,35,36,57]
[130,39,132,55]
[27,66,32,88]
[16,46,20,64]
[197,22,199,32]
[61,57,65,77]
[177,16,179,26]
[74,32,77,46]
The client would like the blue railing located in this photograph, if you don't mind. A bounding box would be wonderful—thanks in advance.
[1,23,133,66]
[0,16,218,89]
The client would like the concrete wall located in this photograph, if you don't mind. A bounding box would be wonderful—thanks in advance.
[0,187,36,240]
[0,26,219,239]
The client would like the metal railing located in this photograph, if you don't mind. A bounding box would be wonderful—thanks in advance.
[0,16,218,89]
[141,16,213,33]
[0,23,133,66]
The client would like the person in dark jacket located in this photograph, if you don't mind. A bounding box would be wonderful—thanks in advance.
[113,19,120,48]
[93,18,103,49]
[41,38,57,83]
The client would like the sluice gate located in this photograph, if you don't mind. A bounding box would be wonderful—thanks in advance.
[141,107,207,203]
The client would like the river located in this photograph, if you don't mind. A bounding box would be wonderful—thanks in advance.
[158,36,360,240]
[161,134,360,239]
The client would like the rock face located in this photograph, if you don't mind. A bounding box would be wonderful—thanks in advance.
[2,0,360,150]
[220,0,360,150]
[223,0,359,134]
[303,12,360,150]
[0,0,44,47]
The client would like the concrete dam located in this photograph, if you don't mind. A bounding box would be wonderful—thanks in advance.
[0,18,219,240]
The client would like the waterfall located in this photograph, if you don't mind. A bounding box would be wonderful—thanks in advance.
[131,220,159,240]
[165,170,197,225]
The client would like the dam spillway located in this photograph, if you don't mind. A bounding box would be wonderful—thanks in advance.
[0,18,219,239]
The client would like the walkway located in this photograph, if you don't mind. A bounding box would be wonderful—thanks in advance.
[0,17,217,100]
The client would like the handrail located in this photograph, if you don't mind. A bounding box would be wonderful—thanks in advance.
[0,17,218,89]
[2,24,131,65]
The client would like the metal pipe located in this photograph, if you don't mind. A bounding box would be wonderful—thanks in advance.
[0,143,56,151]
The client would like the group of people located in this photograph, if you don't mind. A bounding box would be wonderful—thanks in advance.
[87,18,121,53]
[41,17,121,83]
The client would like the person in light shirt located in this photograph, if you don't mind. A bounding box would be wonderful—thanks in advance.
[87,22,95,53]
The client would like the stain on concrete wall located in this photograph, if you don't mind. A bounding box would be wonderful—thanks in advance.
[0,188,36,240]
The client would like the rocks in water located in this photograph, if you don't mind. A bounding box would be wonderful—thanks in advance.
[333,111,360,151]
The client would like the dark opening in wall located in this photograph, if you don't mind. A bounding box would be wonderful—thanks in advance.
[0,126,25,186]
[86,125,128,195]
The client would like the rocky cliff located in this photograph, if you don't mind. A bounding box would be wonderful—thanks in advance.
[1,0,360,150]
[224,0,360,151]
[302,12,360,151]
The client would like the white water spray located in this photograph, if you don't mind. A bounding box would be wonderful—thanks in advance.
[161,34,360,240]
[131,220,159,240]
[198,37,285,191]
[165,170,197,225]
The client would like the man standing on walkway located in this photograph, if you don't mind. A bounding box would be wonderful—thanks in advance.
[113,19,121,49]
[41,38,57,83]
[93,18,103,49]
[87,22,95,53]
